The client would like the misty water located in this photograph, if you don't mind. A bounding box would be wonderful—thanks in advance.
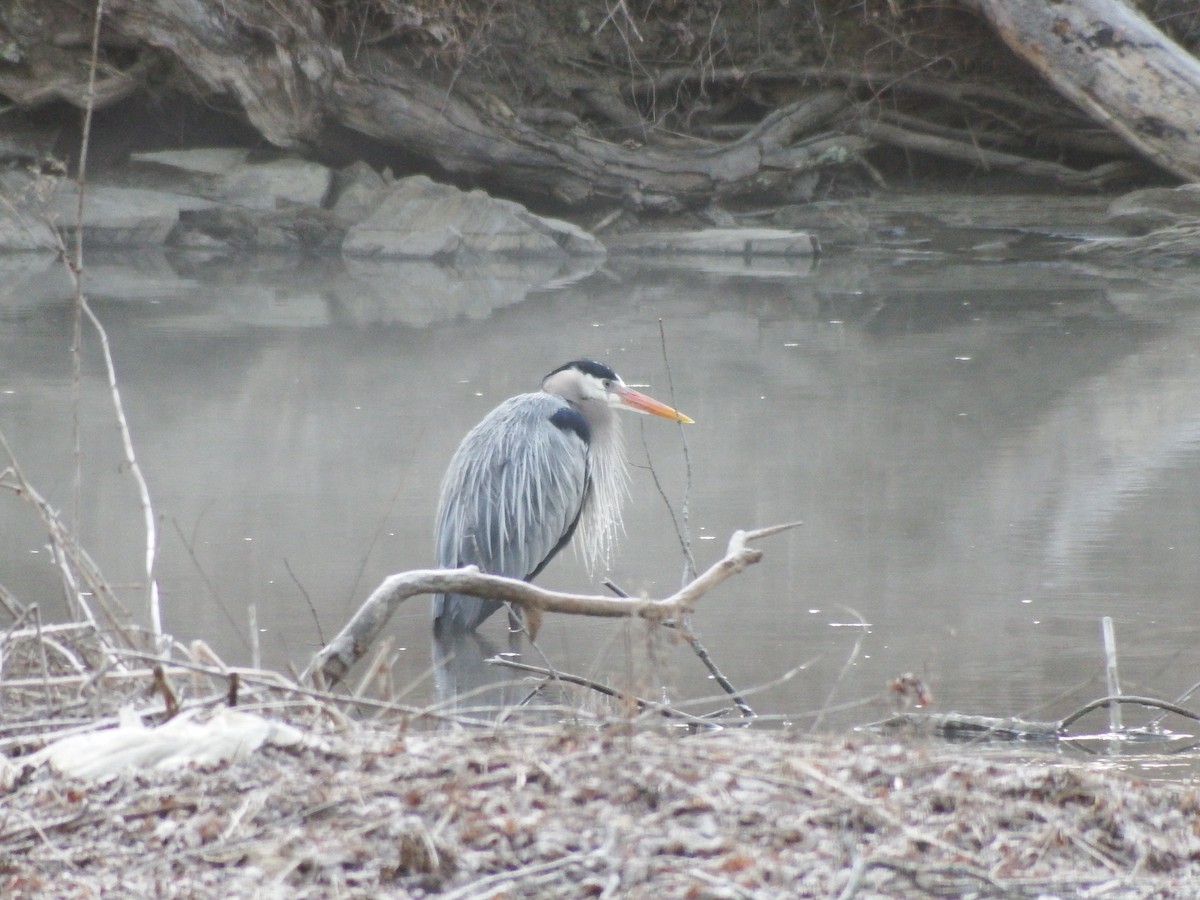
[3,232,1200,752]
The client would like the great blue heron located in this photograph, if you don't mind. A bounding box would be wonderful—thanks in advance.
[433,359,694,633]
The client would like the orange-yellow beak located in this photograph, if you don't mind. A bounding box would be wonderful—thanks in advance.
[612,385,695,424]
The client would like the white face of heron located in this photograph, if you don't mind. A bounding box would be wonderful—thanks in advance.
[571,370,650,414]
[542,361,694,424]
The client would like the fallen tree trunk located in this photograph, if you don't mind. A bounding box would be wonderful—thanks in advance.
[102,0,864,208]
[966,0,1200,181]
[331,77,858,207]
[4,0,1198,211]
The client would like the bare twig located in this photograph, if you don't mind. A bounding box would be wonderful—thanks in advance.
[1101,616,1122,733]
[248,604,261,672]
[0,428,134,656]
[657,319,696,582]
[77,300,163,645]
[43,0,162,649]
[486,656,717,728]
[69,3,107,536]
[603,577,753,718]
[811,605,870,734]
[0,579,29,618]
[1057,695,1200,733]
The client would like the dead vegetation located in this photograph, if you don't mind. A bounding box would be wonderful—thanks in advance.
[3,613,1200,897]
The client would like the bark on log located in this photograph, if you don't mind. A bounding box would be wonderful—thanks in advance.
[967,0,1200,181]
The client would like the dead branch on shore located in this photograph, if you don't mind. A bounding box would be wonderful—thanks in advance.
[0,431,135,659]
[305,523,800,688]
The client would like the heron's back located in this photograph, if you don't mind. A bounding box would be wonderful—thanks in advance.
[433,392,590,632]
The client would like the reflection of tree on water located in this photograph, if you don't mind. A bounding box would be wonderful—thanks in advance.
[431,624,533,722]
[432,618,596,724]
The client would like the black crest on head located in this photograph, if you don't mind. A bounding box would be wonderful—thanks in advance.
[545,359,618,382]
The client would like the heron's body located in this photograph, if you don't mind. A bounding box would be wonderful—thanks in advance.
[432,360,691,634]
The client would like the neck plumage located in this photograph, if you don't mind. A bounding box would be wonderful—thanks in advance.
[578,405,629,573]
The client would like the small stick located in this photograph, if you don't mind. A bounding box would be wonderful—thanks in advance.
[603,578,753,718]
[486,656,717,728]
[151,664,180,718]
[657,318,696,581]
[811,604,870,734]
[78,299,163,647]
[227,671,240,706]
[284,557,325,647]
[1057,694,1200,733]
[352,636,394,701]
[0,579,29,618]
[248,604,261,672]
[1101,616,1122,734]
[34,605,53,706]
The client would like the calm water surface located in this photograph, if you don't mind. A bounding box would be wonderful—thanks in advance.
[3,241,1200,741]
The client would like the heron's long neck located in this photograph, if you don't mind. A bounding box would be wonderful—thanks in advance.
[579,405,629,572]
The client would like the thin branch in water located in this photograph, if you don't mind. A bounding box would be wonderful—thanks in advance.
[1057,694,1200,733]
[810,604,871,734]
[1101,616,1123,733]
[637,423,697,578]
[345,437,420,606]
[604,577,753,718]
[247,604,261,672]
[69,0,107,538]
[657,318,695,584]
[169,516,250,651]
[0,426,132,655]
[284,558,324,647]
[486,655,717,728]
[0,578,30,618]
[78,299,162,644]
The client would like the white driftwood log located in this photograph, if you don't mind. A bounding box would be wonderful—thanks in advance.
[968,0,1200,181]
[304,523,798,687]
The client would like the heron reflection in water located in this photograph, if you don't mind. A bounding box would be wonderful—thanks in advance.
[432,359,694,635]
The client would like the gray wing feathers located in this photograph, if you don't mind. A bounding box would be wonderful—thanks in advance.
[433,393,588,631]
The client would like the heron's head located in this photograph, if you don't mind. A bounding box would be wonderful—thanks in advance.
[542,360,694,424]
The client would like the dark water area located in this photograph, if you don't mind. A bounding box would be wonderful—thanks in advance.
[3,237,1200,752]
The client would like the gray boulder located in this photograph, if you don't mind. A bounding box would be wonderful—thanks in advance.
[131,149,333,210]
[342,175,604,259]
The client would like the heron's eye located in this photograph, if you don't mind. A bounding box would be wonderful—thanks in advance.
[601,378,613,389]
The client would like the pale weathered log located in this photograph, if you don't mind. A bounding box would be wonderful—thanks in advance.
[304,524,798,688]
[967,0,1200,181]
[107,0,341,148]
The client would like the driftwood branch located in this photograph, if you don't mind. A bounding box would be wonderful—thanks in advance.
[304,523,799,688]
